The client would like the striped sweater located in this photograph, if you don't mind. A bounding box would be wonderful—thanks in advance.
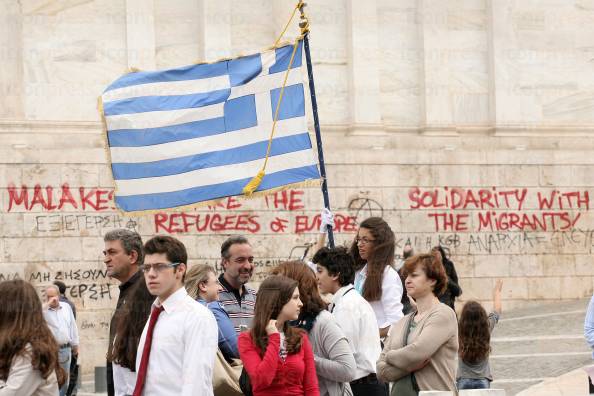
[217,273,257,334]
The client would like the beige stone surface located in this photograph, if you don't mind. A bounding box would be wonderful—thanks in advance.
[2,0,594,378]
[516,366,588,396]
[528,277,562,299]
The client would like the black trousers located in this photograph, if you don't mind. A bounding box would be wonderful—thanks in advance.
[107,361,115,396]
[66,354,78,396]
[350,381,389,396]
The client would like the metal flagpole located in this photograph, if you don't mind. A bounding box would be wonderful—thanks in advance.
[298,2,335,248]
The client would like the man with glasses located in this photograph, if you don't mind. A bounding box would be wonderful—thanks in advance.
[134,236,217,396]
[217,235,257,334]
[103,229,143,396]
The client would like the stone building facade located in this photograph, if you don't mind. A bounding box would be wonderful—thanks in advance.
[1,0,594,373]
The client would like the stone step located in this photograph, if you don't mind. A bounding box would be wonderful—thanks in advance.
[492,336,589,355]
[459,390,506,396]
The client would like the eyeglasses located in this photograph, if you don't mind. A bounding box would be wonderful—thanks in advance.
[355,237,375,245]
[140,262,182,273]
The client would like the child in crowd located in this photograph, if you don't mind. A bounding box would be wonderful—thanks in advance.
[457,279,503,390]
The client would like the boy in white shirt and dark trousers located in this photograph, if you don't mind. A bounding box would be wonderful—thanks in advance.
[133,236,218,396]
[314,246,388,396]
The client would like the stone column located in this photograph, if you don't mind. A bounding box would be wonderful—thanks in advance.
[198,0,232,61]
[346,0,383,135]
[126,0,156,70]
[0,1,23,118]
[418,0,456,134]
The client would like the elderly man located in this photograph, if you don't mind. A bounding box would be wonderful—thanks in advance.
[43,284,79,396]
[53,280,78,396]
[103,229,143,396]
[217,235,257,334]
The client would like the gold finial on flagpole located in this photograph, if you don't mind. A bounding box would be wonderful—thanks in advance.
[297,2,309,35]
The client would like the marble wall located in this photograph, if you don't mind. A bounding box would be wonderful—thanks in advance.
[2,0,594,375]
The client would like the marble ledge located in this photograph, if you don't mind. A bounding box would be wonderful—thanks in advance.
[323,123,594,137]
[0,120,102,134]
[3,119,594,138]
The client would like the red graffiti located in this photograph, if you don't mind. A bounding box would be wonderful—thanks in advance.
[269,217,289,233]
[294,214,357,234]
[265,190,304,211]
[412,187,589,232]
[478,211,581,232]
[537,191,590,210]
[428,213,470,232]
[207,197,242,210]
[7,183,115,212]
[154,212,261,234]
[409,187,529,211]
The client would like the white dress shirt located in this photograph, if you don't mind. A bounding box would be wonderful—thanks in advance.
[136,287,218,396]
[354,264,404,329]
[112,362,135,396]
[0,344,59,396]
[330,284,381,379]
[42,302,79,347]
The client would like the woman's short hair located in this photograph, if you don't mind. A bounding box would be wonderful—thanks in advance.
[401,253,447,296]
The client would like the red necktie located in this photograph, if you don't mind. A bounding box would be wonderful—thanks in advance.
[133,305,164,396]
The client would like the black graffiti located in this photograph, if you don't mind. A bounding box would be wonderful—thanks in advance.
[395,229,594,255]
[289,243,315,260]
[35,214,138,232]
[0,272,21,281]
[348,197,384,222]
[55,269,109,281]
[30,268,108,283]
[65,283,113,300]
[466,232,547,254]
[81,320,110,331]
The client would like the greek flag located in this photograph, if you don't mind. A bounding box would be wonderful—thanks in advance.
[101,40,320,213]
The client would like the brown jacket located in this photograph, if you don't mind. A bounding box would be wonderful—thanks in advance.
[377,303,458,392]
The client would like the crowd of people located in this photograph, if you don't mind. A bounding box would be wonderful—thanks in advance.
[0,215,506,396]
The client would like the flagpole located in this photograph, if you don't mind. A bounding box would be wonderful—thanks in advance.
[298,3,335,248]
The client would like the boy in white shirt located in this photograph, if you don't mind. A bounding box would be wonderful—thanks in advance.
[134,236,217,396]
[314,246,387,396]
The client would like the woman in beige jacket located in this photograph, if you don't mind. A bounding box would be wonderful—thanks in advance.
[377,253,458,394]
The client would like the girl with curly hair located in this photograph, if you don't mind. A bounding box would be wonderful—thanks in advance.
[457,280,503,390]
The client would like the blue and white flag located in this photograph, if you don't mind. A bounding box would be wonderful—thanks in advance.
[101,40,320,213]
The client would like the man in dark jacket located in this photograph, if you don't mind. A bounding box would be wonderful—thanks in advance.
[103,229,143,396]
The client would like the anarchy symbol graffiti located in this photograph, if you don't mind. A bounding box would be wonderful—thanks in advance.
[347,197,384,223]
